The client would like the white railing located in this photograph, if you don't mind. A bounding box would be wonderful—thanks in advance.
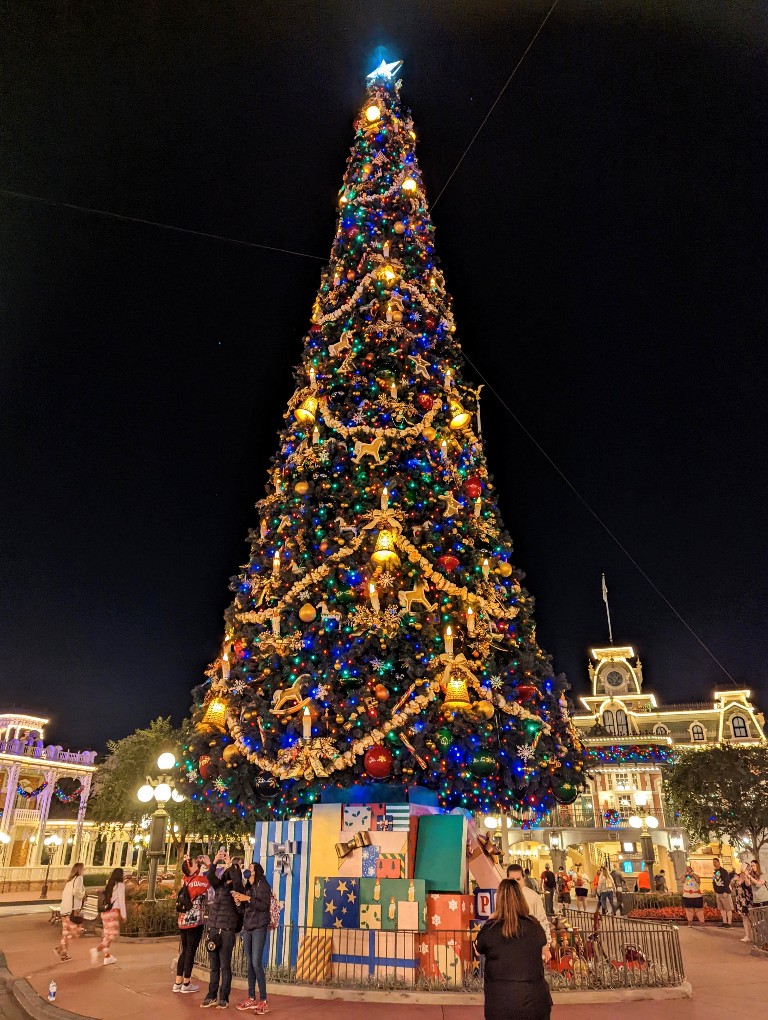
[0,742,97,766]
[11,808,41,826]
[0,864,107,888]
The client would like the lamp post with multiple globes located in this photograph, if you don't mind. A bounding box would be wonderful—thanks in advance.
[136,752,185,903]
[40,833,63,899]
[629,791,659,885]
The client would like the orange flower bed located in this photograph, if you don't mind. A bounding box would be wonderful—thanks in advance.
[628,906,722,922]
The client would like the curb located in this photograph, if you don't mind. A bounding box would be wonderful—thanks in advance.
[0,951,96,1020]
[192,965,693,1005]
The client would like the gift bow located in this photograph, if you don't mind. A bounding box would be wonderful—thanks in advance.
[268,839,300,875]
[335,830,373,860]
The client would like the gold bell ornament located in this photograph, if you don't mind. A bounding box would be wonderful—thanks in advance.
[442,667,471,710]
[294,396,318,424]
[448,397,471,431]
[371,529,401,568]
[201,697,228,732]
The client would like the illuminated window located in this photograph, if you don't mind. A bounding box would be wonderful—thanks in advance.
[730,715,748,738]
[690,723,705,742]
[615,709,629,737]
[654,724,669,736]
[603,710,615,735]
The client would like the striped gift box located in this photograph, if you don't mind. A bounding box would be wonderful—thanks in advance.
[376,852,405,879]
[252,818,312,966]
[374,804,410,832]
[295,932,333,983]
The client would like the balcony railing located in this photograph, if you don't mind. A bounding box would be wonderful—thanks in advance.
[531,801,670,830]
[0,741,97,766]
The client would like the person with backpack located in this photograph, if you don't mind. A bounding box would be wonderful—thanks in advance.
[91,867,126,966]
[232,862,273,1015]
[573,866,588,910]
[55,862,86,962]
[200,850,245,1009]
[173,855,211,994]
[556,867,571,910]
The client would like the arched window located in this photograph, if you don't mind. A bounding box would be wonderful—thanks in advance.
[654,724,669,736]
[615,709,629,736]
[730,715,748,738]
[603,710,615,735]
[690,723,705,742]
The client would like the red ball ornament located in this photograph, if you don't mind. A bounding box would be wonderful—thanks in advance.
[416,393,433,410]
[516,685,538,704]
[464,477,483,499]
[364,744,393,779]
[424,316,436,330]
[233,638,247,657]
[310,323,322,334]
[199,755,214,781]
[436,554,460,572]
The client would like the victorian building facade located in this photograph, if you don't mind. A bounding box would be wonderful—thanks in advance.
[484,645,766,891]
[0,712,98,880]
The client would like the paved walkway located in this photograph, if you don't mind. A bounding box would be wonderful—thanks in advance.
[0,913,766,1020]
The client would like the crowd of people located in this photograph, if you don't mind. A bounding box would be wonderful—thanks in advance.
[54,850,274,1013]
[53,849,767,1020]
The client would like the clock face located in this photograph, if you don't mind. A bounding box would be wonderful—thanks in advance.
[605,669,625,689]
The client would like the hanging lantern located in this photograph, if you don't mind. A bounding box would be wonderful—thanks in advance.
[443,667,471,710]
[371,529,401,568]
[202,698,227,731]
[294,396,318,423]
[448,397,471,431]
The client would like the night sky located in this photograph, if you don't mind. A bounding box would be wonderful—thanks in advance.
[1,1,766,752]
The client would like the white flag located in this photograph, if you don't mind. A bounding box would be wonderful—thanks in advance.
[601,574,608,604]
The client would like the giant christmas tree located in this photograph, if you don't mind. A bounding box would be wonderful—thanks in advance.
[185,61,585,819]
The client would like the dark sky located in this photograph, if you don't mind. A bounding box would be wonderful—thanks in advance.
[1,1,766,752]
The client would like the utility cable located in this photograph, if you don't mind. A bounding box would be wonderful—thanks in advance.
[432,0,562,209]
[461,349,740,687]
[0,187,327,261]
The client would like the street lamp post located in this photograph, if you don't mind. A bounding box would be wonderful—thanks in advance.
[40,834,63,899]
[136,752,185,903]
[629,792,659,886]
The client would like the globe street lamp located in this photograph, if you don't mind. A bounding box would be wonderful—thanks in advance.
[629,792,659,886]
[41,834,63,899]
[135,753,184,902]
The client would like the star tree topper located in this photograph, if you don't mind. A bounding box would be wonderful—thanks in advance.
[367,59,404,82]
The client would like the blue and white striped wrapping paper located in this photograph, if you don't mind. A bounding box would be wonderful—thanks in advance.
[252,819,312,966]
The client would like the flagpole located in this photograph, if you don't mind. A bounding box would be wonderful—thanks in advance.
[602,573,614,645]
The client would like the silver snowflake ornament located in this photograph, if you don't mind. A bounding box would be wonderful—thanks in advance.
[518,743,536,763]
[489,675,503,690]
[212,777,227,794]
[186,769,198,781]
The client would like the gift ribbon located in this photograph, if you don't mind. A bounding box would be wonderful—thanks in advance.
[268,839,300,875]
[335,830,373,860]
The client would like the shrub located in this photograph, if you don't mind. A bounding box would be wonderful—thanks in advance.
[628,906,721,923]
[123,898,178,937]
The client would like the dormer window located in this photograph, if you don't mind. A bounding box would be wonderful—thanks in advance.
[603,710,616,735]
[615,709,629,736]
[730,715,748,738]
[654,724,670,736]
[690,723,705,742]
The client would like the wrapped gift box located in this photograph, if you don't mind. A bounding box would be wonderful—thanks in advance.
[360,903,382,929]
[463,811,505,889]
[342,802,411,833]
[332,929,417,985]
[414,814,467,893]
[362,844,380,878]
[376,852,405,879]
[337,830,408,878]
[474,888,496,920]
[311,877,360,929]
[360,877,427,931]
[425,893,475,931]
[295,931,333,983]
[342,805,372,831]
[416,930,474,986]
[407,801,441,878]
[252,818,312,966]
[308,804,343,920]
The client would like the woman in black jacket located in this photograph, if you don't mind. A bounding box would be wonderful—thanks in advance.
[200,851,244,1009]
[232,862,272,1014]
[476,878,552,1020]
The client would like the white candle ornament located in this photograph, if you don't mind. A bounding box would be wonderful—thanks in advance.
[303,706,312,741]
[369,582,380,613]
[444,625,454,657]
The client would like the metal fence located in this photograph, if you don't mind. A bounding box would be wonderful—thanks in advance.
[749,905,768,951]
[193,915,687,992]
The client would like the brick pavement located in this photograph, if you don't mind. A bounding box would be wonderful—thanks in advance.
[0,913,766,1020]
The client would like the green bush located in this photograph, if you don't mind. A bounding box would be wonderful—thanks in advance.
[625,892,715,909]
[84,872,111,887]
[123,898,178,937]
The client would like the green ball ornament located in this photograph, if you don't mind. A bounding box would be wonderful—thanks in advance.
[336,589,358,606]
[434,728,453,752]
[554,779,579,805]
[469,751,497,778]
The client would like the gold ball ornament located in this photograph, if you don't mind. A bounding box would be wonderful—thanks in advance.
[423,426,437,441]
[294,480,310,495]
[474,700,495,720]
[393,221,406,235]
[362,162,373,175]
[299,603,317,623]
[222,745,239,763]
[374,684,390,701]
[497,562,513,577]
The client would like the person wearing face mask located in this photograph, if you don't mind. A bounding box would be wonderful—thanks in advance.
[200,850,245,1009]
